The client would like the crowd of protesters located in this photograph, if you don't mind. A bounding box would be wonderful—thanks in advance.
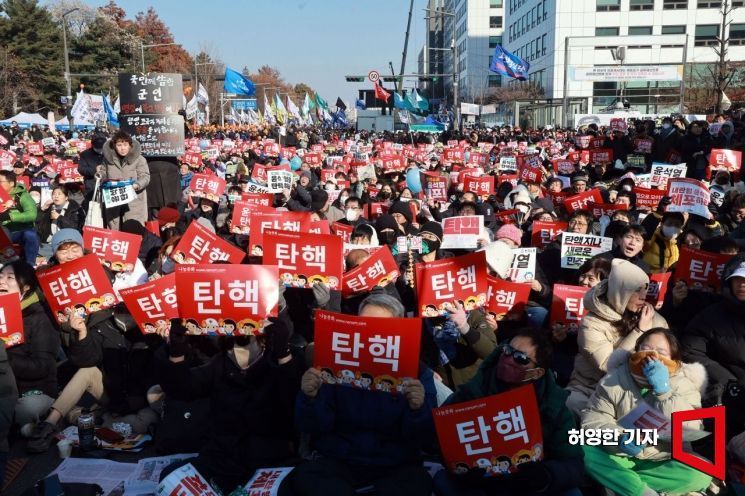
[1,113,745,496]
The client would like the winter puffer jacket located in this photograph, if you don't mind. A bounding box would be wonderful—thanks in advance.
[582,348,706,461]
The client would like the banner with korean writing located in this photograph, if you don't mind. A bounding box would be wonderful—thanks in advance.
[171,221,245,264]
[424,172,448,201]
[157,463,217,496]
[433,384,543,475]
[651,163,687,189]
[560,233,613,269]
[341,246,400,297]
[248,211,312,256]
[118,73,184,113]
[263,230,343,289]
[381,155,406,172]
[462,174,494,198]
[709,148,742,174]
[266,170,296,193]
[230,201,270,235]
[634,187,666,210]
[674,246,733,292]
[441,216,483,250]
[564,189,603,213]
[589,148,613,164]
[552,158,575,176]
[667,177,712,219]
[506,248,536,283]
[120,114,185,157]
[531,220,567,248]
[588,202,629,219]
[189,173,226,202]
[243,467,294,496]
[82,226,141,272]
[313,310,421,394]
[176,264,279,335]
[240,192,274,207]
[119,274,178,335]
[646,272,671,306]
[38,254,118,323]
[550,284,590,331]
[416,251,489,317]
[0,293,24,347]
[486,276,531,319]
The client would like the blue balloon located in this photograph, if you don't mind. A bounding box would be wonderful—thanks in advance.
[290,156,302,171]
[464,150,470,163]
[406,167,422,194]
[199,139,211,150]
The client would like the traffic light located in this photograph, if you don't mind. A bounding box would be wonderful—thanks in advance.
[419,76,433,82]
[345,76,365,82]
[382,76,397,82]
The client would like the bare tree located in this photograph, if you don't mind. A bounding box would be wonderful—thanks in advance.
[47,0,97,37]
[711,0,743,112]
[0,47,35,118]
[482,82,544,104]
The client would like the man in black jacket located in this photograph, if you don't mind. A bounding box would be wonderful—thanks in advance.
[592,224,651,274]
[77,134,106,197]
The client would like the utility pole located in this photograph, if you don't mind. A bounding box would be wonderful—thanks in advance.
[452,38,459,131]
[61,8,79,129]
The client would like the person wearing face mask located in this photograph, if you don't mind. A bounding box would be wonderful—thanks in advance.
[77,134,107,197]
[149,235,181,278]
[581,329,711,496]
[652,118,680,164]
[184,198,218,230]
[537,210,595,287]
[388,200,419,236]
[566,259,668,416]
[434,328,585,496]
[337,196,369,228]
[375,214,399,248]
[641,205,684,274]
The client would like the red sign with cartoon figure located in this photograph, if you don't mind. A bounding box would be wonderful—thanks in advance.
[119,274,178,335]
[189,173,226,202]
[416,251,489,317]
[230,201,270,235]
[82,226,142,272]
[0,293,24,347]
[674,246,734,292]
[248,211,313,256]
[486,276,531,318]
[263,229,343,289]
[462,174,494,198]
[433,384,544,475]
[564,189,603,213]
[171,221,246,265]
[313,310,421,394]
[549,284,590,331]
[341,246,400,296]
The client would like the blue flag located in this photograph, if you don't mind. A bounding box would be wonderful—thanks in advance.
[223,67,256,96]
[394,92,416,112]
[102,93,118,126]
[489,45,530,81]
[355,98,367,110]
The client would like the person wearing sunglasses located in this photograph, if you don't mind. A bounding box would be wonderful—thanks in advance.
[433,328,585,496]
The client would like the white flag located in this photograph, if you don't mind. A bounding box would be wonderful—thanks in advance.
[286,96,302,121]
[197,83,210,105]
[113,96,120,113]
[70,90,93,124]
[186,95,198,120]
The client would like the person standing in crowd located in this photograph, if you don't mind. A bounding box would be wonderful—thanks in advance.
[78,134,107,197]
[100,130,150,229]
[37,185,84,247]
[0,171,38,266]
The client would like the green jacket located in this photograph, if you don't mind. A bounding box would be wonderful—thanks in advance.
[4,184,38,232]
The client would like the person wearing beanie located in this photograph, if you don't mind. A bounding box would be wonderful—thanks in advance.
[389,201,418,236]
[569,173,589,194]
[495,224,522,248]
[418,221,444,263]
[157,207,181,228]
[375,214,399,247]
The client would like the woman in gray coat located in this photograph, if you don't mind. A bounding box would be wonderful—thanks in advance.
[101,130,150,229]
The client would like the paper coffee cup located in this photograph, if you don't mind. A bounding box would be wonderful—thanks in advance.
[57,439,73,458]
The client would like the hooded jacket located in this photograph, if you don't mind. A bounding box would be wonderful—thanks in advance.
[101,138,150,190]
[3,183,37,232]
[568,260,668,398]
[582,348,706,460]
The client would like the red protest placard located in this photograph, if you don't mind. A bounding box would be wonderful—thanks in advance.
[564,189,603,213]
[119,274,178,335]
[646,272,671,306]
[443,147,465,162]
[263,229,343,289]
[674,246,734,292]
[171,221,245,264]
[486,276,531,318]
[341,246,400,296]
[416,251,489,317]
[230,201,271,235]
[38,254,118,323]
[634,187,666,210]
[313,310,421,393]
[57,161,83,184]
[588,202,629,219]
[531,220,567,248]
[182,151,203,167]
[189,173,226,203]
[26,142,43,155]
[381,154,406,172]
[331,221,354,244]
[552,158,575,175]
[82,226,142,272]
[424,172,448,201]
[433,384,543,475]
[248,211,313,256]
[303,152,322,167]
[709,148,742,172]
[519,164,542,184]
[634,138,653,154]
[550,284,590,331]
[240,192,274,207]
[176,264,279,335]
[462,174,494,198]
[589,148,613,164]
[251,163,269,184]
[366,202,389,220]
[468,152,488,167]
[309,220,331,234]
[0,293,24,347]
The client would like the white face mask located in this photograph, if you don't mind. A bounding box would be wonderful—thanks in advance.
[662,225,681,239]
[662,123,672,130]
[345,208,360,222]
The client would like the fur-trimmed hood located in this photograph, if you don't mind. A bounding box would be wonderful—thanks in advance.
[606,348,708,395]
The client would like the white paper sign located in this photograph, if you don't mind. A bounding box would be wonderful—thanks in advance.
[441,216,485,250]
[650,163,687,189]
[157,463,217,496]
[560,232,613,269]
[102,180,137,208]
[667,177,712,219]
[244,467,294,496]
[507,247,537,282]
[266,170,296,193]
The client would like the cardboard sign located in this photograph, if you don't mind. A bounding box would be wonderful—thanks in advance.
[634,187,666,210]
[118,274,178,335]
[506,248,536,283]
[588,202,629,219]
[550,284,590,330]
[171,221,245,264]
[441,216,483,250]
[248,211,312,256]
[709,148,742,172]
[424,172,448,201]
[244,468,294,496]
[38,254,118,323]
[650,163,687,189]
[667,177,712,219]
[433,384,543,475]
[230,201,270,235]
[564,189,603,213]
[531,220,567,248]
[646,272,671,306]
[416,251,489,317]
[462,174,494,198]
[674,246,734,292]
[82,226,142,272]
[0,293,24,347]
[486,276,531,318]
[313,310,421,393]
[559,233,613,270]
[189,173,226,202]
[157,463,217,496]
[176,264,279,335]
[263,230,343,289]
[341,246,400,296]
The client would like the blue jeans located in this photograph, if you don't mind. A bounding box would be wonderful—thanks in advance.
[11,229,39,266]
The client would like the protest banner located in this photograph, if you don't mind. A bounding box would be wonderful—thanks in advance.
[57,161,84,184]
[120,114,184,157]
[531,220,567,248]
[189,174,226,202]
[251,163,269,184]
[0,150,16,170]
[176,264,279,335]
[518,163,542,184]
[486,276,531,318]
[248,211,313,256]
[381,155,406,172]
[0,293,24,347]
[82,226,142,272]
[341,246,400,296]
[331,221,354,244]
[443,147,465,163]
[646,272,671,307]
[26,142,43,155]
[266,169,296,193]
[240,192,274,207]
[560,233,613,269]
[118,73,184,114]
[365,202,389,220]
[564,189,603,213]
[634,138,653,154]
[230,201,271,235]
[157,463,217,496]
[589,148,613,164]
[313,310,421,393]
[119,274,178,335]
[433,384,543,475]
[468,151,488,167]
[182,151,202,168]
[441,216,484,250]
[709,148,742,174]
[244,468,294,496]
[651,163,687,189]
[667,177,712,219]
[263,230,343,289]
[552,158,575,175]
[550,284,590,331]
[38,254,117,323]
[171,221,245,264]
[674,246,734,292]
[634,187,667,210]
[588,201,629,219]
[303,152,322,167]
[309,220,331,235]
[506,248,536,283]
[416,251,489,317]
[423,172,448,201]
[499,155,517,172]
[462,174,494,198]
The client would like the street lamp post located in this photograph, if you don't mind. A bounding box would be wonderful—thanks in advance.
[61,7,79,130]
[140,42,177,73]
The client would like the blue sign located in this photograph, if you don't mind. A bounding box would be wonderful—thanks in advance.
[231,99,257,110]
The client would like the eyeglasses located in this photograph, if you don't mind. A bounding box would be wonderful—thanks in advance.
[503,344,535,366]
[569,220,588,228]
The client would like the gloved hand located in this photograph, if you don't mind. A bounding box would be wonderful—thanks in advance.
[506,461,552,493]
[265,317,291,360]
[312,281,331,308]
[643,359,671,395]
[167,318,189,358]
[619,432,644,457]
[656,195,672,214]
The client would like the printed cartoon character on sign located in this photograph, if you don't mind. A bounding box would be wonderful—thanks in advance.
[377,275,392,287]
[184,319,200,335]
[86,297,103,313]
[453,463,470,475]
[493,455,512,475]
[251,245,263,257]
[476,293,487,307]
[464,296,478,311]
[172,251,186,264]
[222,319,237,336]
[3,333,22,347]
[55,310,65,323]
[512,449,532,468]
[102,294,116,307]
[374,375,397,392]
[142,322,156,334]
[203,318,220,334]
[337,369,356,386]
[475,458,493,471]
[327,276,339,289]
[308,275,328,287]
[422,304,439,317]
[356,372,374,390]
[295,274,308,288]
[320,368,336,384]
[531,443,543,462]
[72,304,87,319]
[280,273,294,286]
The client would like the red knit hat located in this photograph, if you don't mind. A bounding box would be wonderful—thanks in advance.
[157,207,181,226]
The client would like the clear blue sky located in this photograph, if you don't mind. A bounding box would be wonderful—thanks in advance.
[87,0,428,103]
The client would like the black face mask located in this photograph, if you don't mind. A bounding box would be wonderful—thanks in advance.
[378,191,391,200]
[423,239,441,254]
[380,231,396,246]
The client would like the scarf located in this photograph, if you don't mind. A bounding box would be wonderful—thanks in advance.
[628,350,680,387]
[21,291,40,311]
